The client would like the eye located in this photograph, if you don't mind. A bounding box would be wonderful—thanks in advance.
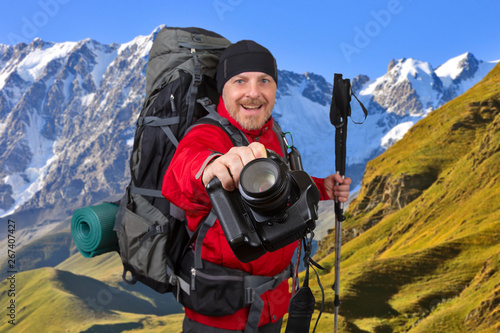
[260,75,274,84]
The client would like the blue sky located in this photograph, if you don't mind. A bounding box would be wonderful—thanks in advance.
[1,0,499,81]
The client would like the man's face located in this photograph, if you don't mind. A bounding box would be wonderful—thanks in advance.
[222,72,277,131]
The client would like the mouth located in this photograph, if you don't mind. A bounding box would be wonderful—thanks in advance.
[241,104,263,111]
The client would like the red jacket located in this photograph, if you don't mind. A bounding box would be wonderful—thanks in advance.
[162,97,329,330]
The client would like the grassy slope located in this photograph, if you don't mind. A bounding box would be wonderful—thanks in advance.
[310,64,500,332]
[57,250,123,283]
[0,231,74,281]
[0,264,184,333]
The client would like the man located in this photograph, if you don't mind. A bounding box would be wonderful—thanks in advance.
[163,40,351,332]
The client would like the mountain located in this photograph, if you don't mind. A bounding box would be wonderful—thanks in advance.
[0,26,497,249]
[0,31,153,237]
[312,62,500,332]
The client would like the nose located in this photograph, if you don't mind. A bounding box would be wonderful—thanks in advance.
[246,80,261,99]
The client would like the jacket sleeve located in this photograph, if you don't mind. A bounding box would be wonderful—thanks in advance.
[162,124,234,230]
[312,176,331,201]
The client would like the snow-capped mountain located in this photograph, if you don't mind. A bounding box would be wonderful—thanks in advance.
[0,30,154,235]
[348,53,496,162]
[274,52,497,182]
[0,26,497,244]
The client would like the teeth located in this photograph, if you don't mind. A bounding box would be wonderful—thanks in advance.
[242,105,261,110]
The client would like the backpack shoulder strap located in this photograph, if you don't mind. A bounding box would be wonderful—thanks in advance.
[271,119,288,158]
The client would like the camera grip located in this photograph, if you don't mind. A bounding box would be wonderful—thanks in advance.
[206,177,266,263]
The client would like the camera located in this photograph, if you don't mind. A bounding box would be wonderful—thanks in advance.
[206,149,320,263]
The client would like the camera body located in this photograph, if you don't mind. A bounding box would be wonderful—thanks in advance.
[206,150,320,263]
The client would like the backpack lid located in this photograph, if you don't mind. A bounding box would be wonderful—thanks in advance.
[146,27,231,98]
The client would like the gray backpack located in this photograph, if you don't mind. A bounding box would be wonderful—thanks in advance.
[114,27,293,332]
[114,27,230,293]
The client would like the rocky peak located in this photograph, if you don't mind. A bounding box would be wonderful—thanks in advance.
[351,74,370,94]
[302,72,332,106]
[276,69,333,106]
[368,57,444,116]
[455,52,480,82]
[387,58,397,72]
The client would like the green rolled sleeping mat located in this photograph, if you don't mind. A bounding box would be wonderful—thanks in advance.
[71,202,119,258]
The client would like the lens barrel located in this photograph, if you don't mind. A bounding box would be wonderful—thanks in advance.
[239,158,291,215]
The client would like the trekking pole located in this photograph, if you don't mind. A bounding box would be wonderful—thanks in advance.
[329,74,368,332]
[330,73,349,333]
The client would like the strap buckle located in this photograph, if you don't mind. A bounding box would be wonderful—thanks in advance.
[245,288,254,304]
[193,73,202,86]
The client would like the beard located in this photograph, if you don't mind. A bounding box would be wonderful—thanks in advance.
[225,98,274,131]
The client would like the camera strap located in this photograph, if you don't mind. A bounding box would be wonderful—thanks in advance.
[285,233,325,333]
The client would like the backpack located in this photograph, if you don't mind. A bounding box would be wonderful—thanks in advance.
[113,27,293,331]
[114,27,230,292]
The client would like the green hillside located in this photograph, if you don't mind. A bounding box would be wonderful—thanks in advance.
[312,64,500,332]
[0,265,184,332]
[0,231,74,281]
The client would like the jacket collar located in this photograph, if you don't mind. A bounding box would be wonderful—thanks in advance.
[216,96,274,138]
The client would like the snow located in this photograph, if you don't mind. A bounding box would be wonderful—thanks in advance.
[81,92,95,106]
[91,47,118,88]
[395,58,434,85]
[118,34,153,60]
[435,52,471,81]
[360,76,382,96]
[273,83,335,178]
[0,73,8,91]
[381,121,415,149]
[346,106,389,164]
[0,111,58,217]
[395,58,441,113]
[0,122,6,136]
[15,41,77,84]
[456,60,499,94]
[435,52,498,92]
[362,58,442,116]
[126,137,134,147]
[63,73,75,103]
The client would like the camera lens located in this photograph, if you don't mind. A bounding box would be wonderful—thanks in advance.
[239,158,291,215]
[241,161,277,193]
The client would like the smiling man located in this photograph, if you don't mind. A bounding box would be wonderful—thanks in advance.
[222,71,275,130]
[163,40,351,332]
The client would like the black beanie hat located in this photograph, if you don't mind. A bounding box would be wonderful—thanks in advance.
[216,40,278,94]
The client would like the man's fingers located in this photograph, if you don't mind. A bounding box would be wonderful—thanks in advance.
[334,186,350,202]
[248,142,267,159]
[224,143,267,187]
[203,142,267,191]
[331,173,352,185]
[228,146,257,167]
[223,153,245,189]
[204,158,236,191]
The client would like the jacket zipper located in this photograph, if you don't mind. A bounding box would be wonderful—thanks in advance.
[191,268,196,291]
[170,94,177,114]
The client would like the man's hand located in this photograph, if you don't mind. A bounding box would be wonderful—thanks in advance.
[202,142,267,191]
[324,174,352,202]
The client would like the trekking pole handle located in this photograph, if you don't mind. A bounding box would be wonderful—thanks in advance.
[334,172,346,221]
